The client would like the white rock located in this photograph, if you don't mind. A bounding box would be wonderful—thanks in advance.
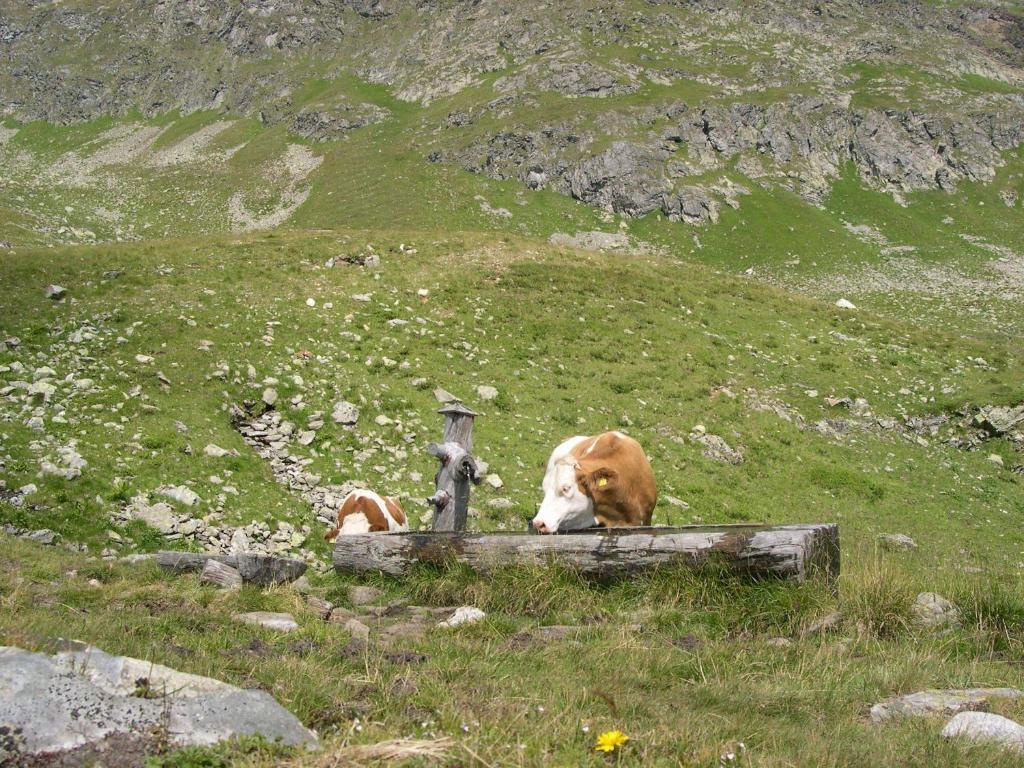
[159,485,201,507]
[44,284,66,300]
[438,606,486,628]
[203,444,233,458]
[262,388,278,407]
[988,454,1004,466]
[135,354,154,364]
[374,414,393,426]
[941,712,1024,752]
[305,298,316,307]
[476,385,499,401]
[835,298,857,309]
[484,474,503,489]
[234,612,299,633]
[912,592,960,628]
[332,401,359,425]
[871,688,1024,722]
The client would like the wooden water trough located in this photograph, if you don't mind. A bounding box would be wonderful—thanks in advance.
[332,523,839,583]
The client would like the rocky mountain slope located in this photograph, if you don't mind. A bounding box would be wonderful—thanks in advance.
[2,0,1023,240]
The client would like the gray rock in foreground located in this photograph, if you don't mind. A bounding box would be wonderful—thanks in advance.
[870,688,1024,722]
[0,644,316,761]
[941,712,1024,752]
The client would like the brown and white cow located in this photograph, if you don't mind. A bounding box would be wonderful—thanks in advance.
[532,431,657,534]
[324,489,409,540]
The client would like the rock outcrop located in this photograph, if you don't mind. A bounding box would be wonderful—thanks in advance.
[0,643,316,764]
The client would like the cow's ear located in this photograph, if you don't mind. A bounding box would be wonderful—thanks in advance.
[581,467,617,495]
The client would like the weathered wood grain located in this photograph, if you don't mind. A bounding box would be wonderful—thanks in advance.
[429,404,481,532]
[333,523,839,582]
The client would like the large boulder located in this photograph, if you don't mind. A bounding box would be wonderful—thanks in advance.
[942,712,1024,752]
[0,644,316,763]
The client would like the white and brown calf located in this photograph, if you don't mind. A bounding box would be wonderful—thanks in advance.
[324,489,409,540]
[532,431,657,534]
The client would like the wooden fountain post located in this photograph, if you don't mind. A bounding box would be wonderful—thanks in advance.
[428,402,481,531]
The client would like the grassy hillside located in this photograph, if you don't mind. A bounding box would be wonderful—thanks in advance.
[1,230,1023,765]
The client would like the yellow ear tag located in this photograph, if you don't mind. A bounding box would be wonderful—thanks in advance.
[597,477,608,487]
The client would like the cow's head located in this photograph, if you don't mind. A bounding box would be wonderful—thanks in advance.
[532,459,616,534]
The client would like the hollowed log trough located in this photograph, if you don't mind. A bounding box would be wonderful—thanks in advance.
[332,523,839,583]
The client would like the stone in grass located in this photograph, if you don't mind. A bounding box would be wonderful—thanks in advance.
[870,688,1024,723]
[438,606,486,628]
[332,400,359,425]
[262,388,278,407]
[349,585,383,606]
[912,592,961,629]
[200,559,242,590]
[44,285,66,300]
[234,612,299,632]
[305,596,334,620]
[941,712,1024,753]
[878,533,917,551]
[343,618,371,640]
[0,644,316,759]
[158,485,201,507]
[476,385,498,401]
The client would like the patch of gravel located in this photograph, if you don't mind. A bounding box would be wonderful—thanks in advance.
[148,120,235,168]
[228,144,323,232]
[48,124,165,186]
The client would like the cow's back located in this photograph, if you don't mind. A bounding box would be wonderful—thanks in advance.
[571,431,657,526]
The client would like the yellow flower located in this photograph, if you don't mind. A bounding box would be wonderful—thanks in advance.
[594,730,629,753]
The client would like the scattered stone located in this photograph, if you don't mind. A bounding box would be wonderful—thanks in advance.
[438,606,486,628]
[690,430,744,464]
[484,474,504,489]
[974,405,1024,436]
[476,385,498,401]
[44,285,66,300]
[349,585,383,605]
[39,444,88,480]
[343,618,371,640]
[871,688,1024,722]
[941,712,1024,752]
[988,453,1004,467]
[158,485,201,507]
[801,611,842,637]
[548,231,631,251]
[0,644,316,759]
[134,354,154,364]
[879,534,917,551]
[199,559,242,589]
[262,387,278,407]
[433,387,459,404]
[912,592,961,629]
[123,496,177,532]
[305,596,334,620]
[332,400,359,425]
[834,298,857,309]
[203,444,237,458]
[234,612,299,633]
